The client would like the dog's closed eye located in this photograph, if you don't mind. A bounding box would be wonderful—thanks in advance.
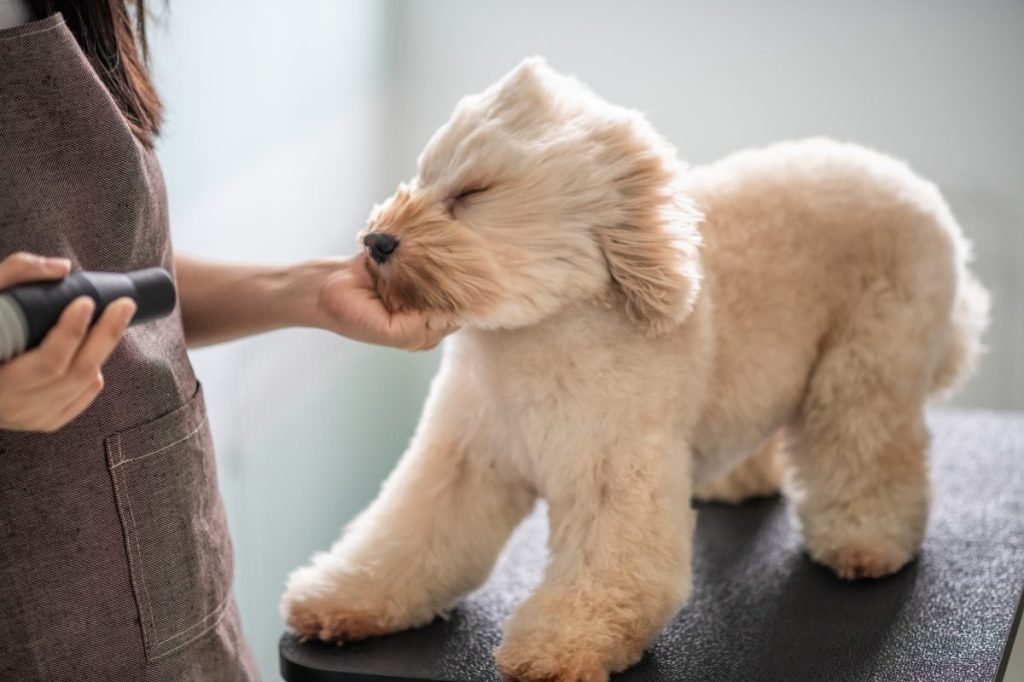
[446,186,490,217]
[454,186,489,201]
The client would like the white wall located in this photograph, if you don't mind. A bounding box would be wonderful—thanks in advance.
[386,0,1024,410]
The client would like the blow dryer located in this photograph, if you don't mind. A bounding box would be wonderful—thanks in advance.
[0,268,177,362]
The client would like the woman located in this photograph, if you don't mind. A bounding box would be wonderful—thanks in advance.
[0,1,448,679]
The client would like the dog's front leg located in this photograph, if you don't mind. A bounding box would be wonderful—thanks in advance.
[496,435,694,682]
[282,378,536,642]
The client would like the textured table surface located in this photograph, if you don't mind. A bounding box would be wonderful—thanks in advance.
[281,410,1024,681]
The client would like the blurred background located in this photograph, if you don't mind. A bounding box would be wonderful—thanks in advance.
[149,1,1023,677]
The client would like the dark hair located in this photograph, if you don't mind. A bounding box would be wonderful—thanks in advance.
[28,0,162,146]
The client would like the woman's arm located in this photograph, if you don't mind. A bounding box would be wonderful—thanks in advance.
[175,253,454,350]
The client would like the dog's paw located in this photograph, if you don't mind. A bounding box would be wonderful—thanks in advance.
[280,565,401,643]
[495,640,612,682]
[495,621,646,682]
[282,587,392,643]
[284,602,390,643]
[799,498,924,581]
[813,539,914,580]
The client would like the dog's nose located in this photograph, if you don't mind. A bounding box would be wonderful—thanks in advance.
[364,232,399,264]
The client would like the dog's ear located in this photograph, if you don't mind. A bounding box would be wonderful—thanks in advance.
[504,56,551,87]
[595,122,703,336]
[492,56,561,117]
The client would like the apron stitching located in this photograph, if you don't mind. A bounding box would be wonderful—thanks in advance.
[0,22,63,44]
[147,596,233,662]
[110,430,125,467]
[109,413,208,470]
[153,590,233,647]
[119,433,160,643]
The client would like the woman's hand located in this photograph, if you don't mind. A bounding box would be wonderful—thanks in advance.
[311,253,457,351]
[0,252,136,432]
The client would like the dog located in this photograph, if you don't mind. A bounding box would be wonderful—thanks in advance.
[282,57,989,681]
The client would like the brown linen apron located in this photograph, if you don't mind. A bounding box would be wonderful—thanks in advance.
[0,14,257,681]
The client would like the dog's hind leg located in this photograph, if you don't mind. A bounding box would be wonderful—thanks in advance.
[693,431,786,504]
[281,377,536,642]
[787,283,937,580]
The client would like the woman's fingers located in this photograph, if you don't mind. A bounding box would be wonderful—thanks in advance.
[69,298,135,377]
[0,364,103,433]
[39,371,105,432]
[9,297,133,394]
[0,252,70,289]
[5,296,95,388]
[18,299,133,430]
[416,316,459,351]
[0,289,131,432]
[385,310,458,351]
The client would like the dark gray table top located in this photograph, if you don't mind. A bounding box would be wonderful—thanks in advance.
[281,409,1024,681]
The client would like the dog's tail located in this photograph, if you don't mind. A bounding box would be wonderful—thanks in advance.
[929,264,990,399]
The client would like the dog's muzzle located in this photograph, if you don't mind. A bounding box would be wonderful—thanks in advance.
[364,232,399,264]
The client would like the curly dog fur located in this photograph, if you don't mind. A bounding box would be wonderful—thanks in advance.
[282,57,989,681]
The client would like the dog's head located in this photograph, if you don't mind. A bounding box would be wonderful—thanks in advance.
[360,57,702,335]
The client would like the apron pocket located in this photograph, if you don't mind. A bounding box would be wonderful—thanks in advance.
[105,382,234,662]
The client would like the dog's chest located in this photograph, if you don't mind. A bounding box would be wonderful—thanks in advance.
[478,339,595,433]
[458,329,609,471]
[458,323,686,488]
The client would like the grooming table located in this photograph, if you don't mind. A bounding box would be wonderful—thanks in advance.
[280,410,1024,681]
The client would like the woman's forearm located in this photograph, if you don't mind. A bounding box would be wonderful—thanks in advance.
[175,252,454,350]
[175,253,333,347]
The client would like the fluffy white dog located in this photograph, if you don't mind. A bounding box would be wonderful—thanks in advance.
[282,58,989,681]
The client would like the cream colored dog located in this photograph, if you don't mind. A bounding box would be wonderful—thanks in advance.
[282,58,989,681]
